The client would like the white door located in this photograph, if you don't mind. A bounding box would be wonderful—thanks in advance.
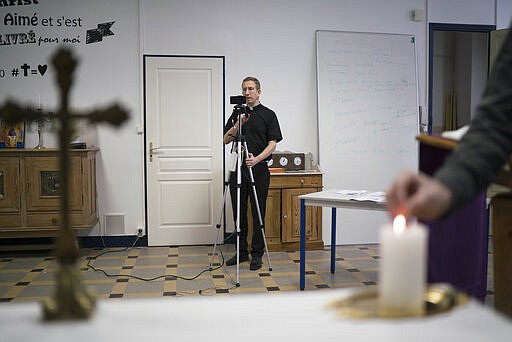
[145,56,224,246]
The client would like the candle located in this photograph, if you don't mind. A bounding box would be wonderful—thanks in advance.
[378,215,428,316]
[38,95,41,110]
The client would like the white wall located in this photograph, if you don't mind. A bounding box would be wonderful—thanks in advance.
[428,0,496,25]
[1,0,511,241]
[497,0,512,28]
[142,0,426,160]
[140,0,507,244]
[0,0,144,236]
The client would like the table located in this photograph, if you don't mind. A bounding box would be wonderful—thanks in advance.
[299,190,386,290]
[299,186,489,301]
[1,289,511,341]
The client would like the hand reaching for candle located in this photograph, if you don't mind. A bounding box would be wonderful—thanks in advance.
[386,170,453,221]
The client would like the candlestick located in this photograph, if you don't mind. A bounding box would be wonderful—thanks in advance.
[378,215,428,316]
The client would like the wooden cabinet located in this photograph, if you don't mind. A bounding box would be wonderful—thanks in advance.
[0,149,98,237]
[249,172,323,251]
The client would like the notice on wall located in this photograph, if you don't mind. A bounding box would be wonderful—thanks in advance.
[0,0,138,149]
[0,0,121,83]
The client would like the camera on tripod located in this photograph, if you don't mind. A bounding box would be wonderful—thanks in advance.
[230,95,249,116]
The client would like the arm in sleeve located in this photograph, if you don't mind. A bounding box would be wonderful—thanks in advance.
[434,30,512,211]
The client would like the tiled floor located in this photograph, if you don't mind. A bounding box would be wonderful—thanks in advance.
[0,242,494,306]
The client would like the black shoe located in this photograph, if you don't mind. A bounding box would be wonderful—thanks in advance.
[249,256,262,271]
[225,254,249,266]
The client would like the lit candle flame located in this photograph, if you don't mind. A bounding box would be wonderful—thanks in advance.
[393,214,406,234]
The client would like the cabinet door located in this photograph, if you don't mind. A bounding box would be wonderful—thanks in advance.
[25,156,83,211]
[263,188,281,245]
[247,188,281,248]
[282,188,320,243]
[0,157,21,213]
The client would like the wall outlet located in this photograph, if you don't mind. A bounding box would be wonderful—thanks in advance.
[137,228,143,237]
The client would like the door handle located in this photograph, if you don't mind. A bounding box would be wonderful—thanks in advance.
[149,142,161,162]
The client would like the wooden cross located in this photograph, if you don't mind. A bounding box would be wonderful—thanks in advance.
[0,47,128,320]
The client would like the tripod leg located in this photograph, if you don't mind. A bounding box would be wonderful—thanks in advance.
[242,141,273,272]
[211,225,221,269]
[221,140,243,287]
[249,180,273,271]
[259,224,273,271]
[210,181,230,269]
[235,140,243,287]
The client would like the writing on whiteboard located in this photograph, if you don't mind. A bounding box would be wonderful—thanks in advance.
[317,31,419,190]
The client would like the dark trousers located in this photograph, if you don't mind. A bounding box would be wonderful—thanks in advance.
[229,162,270,257]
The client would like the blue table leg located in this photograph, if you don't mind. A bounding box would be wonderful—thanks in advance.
[300,198,306,290]
[331,207,336,273]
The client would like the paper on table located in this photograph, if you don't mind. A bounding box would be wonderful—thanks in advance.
[336,190,386,203]
[351,191,386,203]
[336,190,367,195]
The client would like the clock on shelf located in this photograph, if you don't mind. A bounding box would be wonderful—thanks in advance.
[279,156,288,167]
[270,152,305,171]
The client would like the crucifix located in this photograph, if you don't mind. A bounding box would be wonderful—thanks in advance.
[0,47,128,320]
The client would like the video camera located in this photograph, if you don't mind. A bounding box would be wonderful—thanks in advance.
[230,95,246,106]
[230,95,251,119]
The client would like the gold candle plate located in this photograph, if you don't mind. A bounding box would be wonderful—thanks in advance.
[327,283,469,319]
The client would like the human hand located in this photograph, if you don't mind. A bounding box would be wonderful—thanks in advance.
[233,114,249,129]
[241,113,250,124]
[245,153,258,168]
[386,170,453,221]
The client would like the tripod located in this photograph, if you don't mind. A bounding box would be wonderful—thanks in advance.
[210,108,273,287]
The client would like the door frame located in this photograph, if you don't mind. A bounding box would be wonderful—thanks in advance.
[142,54,226,243]
[428,23,495,134]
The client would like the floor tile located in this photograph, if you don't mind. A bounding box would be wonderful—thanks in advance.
[0,242,495,309]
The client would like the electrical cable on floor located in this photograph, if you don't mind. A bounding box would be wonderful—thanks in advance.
[85,232,236,285]
[86,172,248,291]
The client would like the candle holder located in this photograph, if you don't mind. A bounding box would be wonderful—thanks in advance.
[34,110,52,149]
[327,283,468,319]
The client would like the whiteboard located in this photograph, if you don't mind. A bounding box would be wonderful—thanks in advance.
[316,30,419,244]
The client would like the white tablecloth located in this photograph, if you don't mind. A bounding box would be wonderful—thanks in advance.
[1,288,511,341]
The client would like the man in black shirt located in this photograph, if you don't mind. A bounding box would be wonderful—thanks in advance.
[223,76,283,270]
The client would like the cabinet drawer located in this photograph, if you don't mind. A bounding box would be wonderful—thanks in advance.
[27,213,83,228]
[27,213,60,227]
[270,174,322,189]
[0,214,22,228]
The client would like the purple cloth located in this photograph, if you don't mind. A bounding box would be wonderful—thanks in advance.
[419,141,488,301]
